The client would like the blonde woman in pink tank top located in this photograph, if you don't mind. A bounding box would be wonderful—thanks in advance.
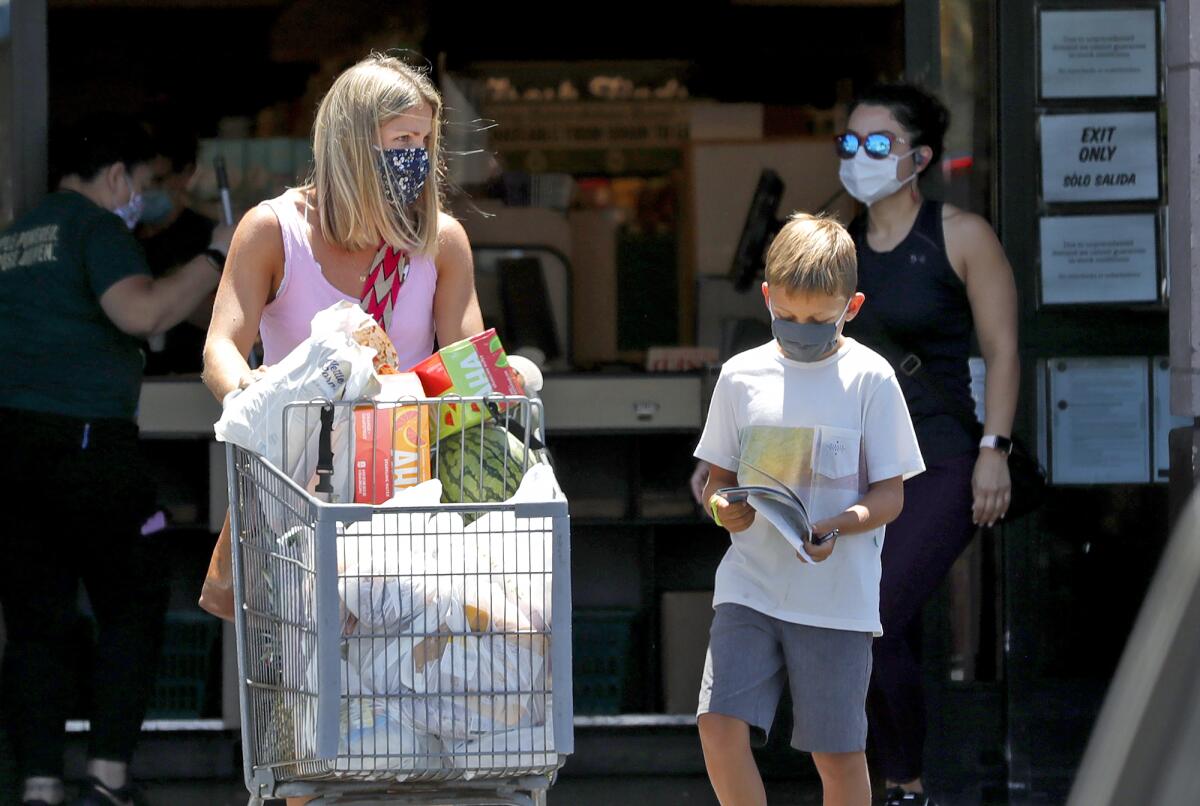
[196,57,485,738]
[202,53,483,402]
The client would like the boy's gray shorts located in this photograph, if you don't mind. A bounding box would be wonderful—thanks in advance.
[696,603,873,753]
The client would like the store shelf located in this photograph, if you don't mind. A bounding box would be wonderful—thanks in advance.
[67,719,228,733]
[574,714,696,728]
[137,376,220,438]
[572,516,713,527]
[137,374,703,436]
[67,716,696,734]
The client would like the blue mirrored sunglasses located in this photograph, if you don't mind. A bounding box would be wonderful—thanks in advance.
[834,131,907,160]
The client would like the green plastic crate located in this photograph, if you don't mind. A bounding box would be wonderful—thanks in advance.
[147,610,220,719]
[572,608,637,715]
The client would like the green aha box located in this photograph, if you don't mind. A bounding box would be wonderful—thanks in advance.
[409,329,525,438]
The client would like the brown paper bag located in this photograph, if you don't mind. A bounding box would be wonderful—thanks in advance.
[199,511,234,622]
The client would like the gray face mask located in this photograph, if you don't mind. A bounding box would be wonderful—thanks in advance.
[770,302,851,362]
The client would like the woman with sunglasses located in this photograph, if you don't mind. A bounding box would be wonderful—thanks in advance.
[836,84,1019,806]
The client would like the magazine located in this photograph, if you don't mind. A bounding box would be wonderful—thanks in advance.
[716,457,838,560]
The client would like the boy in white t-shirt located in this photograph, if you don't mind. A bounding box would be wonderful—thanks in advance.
[695,213,924,806]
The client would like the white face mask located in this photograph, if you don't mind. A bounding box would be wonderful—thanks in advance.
[838,150,918,206]
[114,174,144,230]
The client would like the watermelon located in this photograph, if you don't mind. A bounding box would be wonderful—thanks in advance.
[437,424,537,506]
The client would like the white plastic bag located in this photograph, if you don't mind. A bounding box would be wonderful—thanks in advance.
[334,461,562,742]
[465,464,560,631]
[337,697,438,773]
[214,301,381,493]
[337,631,443,773]
[398,593,543,739]
[448,712,555,777]
[338,480,465,633]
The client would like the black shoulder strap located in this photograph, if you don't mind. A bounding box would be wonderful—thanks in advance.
[854,306,982,439]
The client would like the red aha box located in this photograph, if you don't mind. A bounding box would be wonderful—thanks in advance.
[353,373,429,503]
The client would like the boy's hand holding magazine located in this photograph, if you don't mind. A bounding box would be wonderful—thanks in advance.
[704,458,839,563]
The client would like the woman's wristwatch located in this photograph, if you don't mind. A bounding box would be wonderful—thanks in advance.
[979,434,1014,455]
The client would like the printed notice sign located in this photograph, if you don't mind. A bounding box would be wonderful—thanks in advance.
[1040,214,1159,304]
[1152,357,1189,482]
[1041,112,1159,203]
[1048,357,1150,485]
[1040,9,1158,99]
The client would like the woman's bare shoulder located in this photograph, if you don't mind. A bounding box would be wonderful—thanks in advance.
[436,210,467,240]
[942,202,995,239]
[228,203,285,277]
[234,204,283,247]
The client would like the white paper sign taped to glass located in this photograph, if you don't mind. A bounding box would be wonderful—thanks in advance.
[1040,9,1158,99]
[1039,214,1159,304]
[1152,357,1190,483]
[1048,357,1150,485]
[1041,112,1159,203]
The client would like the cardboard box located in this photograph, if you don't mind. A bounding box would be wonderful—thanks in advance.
[409,329,524,439]
[353,405,393,504]
[568,209,624,366]
[661,591,716,714]
[390,403,431,493]
[353,373,429,503]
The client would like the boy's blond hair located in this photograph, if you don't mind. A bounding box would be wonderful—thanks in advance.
[764,213,857,298]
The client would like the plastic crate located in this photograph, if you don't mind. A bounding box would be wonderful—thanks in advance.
[147,610,220,719]
[572,608,637,715]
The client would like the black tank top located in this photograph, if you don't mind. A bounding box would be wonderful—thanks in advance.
[844,200,978,462]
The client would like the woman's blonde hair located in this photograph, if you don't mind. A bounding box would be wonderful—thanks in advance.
[311,53,443,255]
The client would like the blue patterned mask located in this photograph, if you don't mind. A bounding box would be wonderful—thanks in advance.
[377,146,430,208]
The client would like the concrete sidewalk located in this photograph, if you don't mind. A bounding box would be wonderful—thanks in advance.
[138,776,823,805]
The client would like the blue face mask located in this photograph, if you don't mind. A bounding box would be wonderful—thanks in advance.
[770,301,851,362]
[139,189,174,226]
[377,146,430,209]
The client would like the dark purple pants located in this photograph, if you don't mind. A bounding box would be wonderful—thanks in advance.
[867,451,977,783]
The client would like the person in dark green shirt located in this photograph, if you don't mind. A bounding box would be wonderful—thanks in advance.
[0,117,232,806]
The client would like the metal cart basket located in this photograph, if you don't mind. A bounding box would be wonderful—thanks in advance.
[226,395,572,805]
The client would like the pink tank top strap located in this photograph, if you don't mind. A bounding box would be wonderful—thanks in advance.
[258,193,317,293]
[257,190,438,368]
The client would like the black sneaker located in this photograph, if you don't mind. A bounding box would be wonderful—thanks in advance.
[71,777,143,806]
[884,788,936,806]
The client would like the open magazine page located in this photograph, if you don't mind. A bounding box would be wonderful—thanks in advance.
[717,426,860,558]
[746,492,812,558]
[716,424,842,558]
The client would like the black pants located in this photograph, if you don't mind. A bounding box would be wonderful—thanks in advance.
[0,408,167,778]
[866,452,977,784]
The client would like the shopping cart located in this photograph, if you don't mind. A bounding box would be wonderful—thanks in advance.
[226,394,572,805]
